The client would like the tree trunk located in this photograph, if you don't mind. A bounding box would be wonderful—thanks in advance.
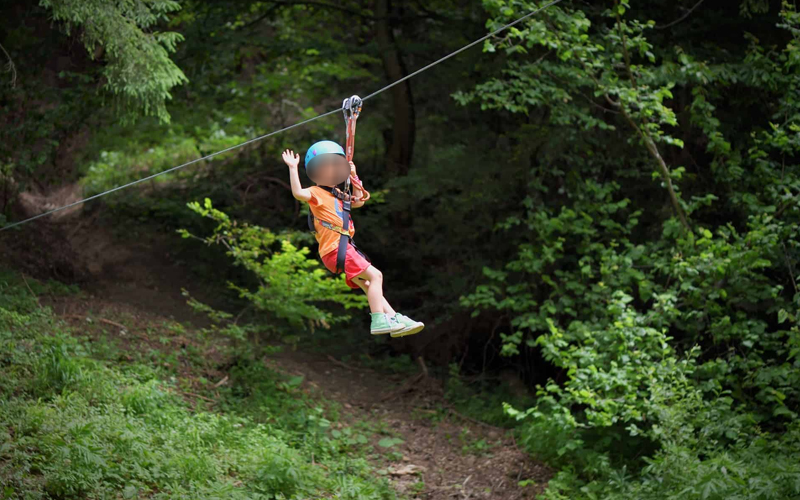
[375,0,415,175]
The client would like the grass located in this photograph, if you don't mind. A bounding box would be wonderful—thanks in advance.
[443,362,537,430]
[0,268,402,500]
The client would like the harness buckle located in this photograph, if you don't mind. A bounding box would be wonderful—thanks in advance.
[329,185,351,203]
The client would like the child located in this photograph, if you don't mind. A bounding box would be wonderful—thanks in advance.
[282,142,424,337]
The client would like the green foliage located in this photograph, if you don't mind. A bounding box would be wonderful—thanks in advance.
[178,198,367,331]
[377,437,404,448]
[183,288,234,323]
[80,119,255,196]
[458,0,691,228]
[459,0,800,497]
[0,270,397,499]
[39,0,188,123]
[7,0,800,497]
[81,137,200,195]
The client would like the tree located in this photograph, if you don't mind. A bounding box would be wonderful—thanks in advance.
[40,0,188,124]
[458,1,800,497]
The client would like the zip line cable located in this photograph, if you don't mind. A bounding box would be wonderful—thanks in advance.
[0,108,339,232]
[0,0,563,233]
[362,0,563,102]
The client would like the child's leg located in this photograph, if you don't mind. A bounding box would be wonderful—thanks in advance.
[353,265,388,314]
[354,272,422,337]
[354,278,396,315]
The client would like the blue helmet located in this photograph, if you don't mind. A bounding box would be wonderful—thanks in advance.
[305,140,345,174]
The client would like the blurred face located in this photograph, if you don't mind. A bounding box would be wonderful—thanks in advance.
[308,154,349,186]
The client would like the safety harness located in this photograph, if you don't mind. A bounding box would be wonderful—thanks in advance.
[307,95,371,274]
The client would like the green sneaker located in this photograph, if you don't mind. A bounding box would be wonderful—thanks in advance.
[389,313,425,338]
[370,312,403,335]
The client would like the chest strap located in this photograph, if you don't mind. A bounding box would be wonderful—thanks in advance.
[308,214,350,236]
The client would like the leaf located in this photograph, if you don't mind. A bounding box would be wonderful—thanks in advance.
[123,485,137,499]
[378,437,404,448]
[773,405,794,417]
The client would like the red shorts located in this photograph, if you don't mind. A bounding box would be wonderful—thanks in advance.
[321,244,371,289]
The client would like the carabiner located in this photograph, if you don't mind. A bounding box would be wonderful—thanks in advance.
[342,95,362,122]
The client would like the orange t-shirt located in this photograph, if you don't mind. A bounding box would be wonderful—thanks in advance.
[307,186,355,257]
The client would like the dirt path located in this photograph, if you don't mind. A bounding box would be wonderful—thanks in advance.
[49,221,550,499]
[270,349,550,498]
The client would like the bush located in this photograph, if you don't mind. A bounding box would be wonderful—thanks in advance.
[178,197,367,332]
[459,2,800,497]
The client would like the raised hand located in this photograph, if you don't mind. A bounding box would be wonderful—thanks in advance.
[282,149,300,169]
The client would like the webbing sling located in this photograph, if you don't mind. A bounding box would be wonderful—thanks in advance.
[336,195,352,274]
[342,96,370,202]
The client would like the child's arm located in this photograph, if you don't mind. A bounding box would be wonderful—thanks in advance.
[349,160,366,208]
[282,149,312,202]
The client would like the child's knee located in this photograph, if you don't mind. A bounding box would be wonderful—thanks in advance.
[360,266,382,282]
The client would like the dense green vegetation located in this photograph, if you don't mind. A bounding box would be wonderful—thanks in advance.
[455,1,800,497]
[2,0,800,498]
[0,269,399,499]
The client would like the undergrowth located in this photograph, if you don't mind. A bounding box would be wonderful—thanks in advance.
[444,363,536,429]
[0,268,400,499]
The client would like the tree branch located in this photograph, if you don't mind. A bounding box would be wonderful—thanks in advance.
[615,6,637,89]
[655,0,706,30]
[614,3,690,231]
[0,42,17,87]
[775,192,799,219]
[783,242,798,295]
[618,103,690,230]
[241,4,283,29]
[541,8,689,230]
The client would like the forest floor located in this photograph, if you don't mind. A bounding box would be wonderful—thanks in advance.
[34,219,550,499]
